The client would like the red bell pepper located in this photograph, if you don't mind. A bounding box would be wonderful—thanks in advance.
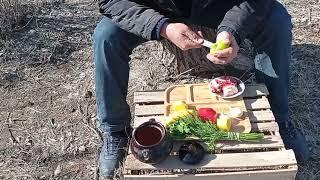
[197,108,218,124]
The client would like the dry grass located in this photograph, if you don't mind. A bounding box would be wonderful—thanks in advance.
[0,0,25,35]
[0,0,36,36]
[0,0,63,36]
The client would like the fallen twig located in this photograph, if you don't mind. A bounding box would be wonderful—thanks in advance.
[27,107,42,114]
[175,68,194,78]
[13,16,34,31]
[6,111,18,144]
[309,6,312,23]
[81,121,103,143]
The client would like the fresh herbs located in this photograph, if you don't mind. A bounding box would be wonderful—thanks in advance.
[166,110,264,150]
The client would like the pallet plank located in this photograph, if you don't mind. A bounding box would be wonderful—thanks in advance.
[242,84,269,98]
[247,110,275,122]
[134,90,165,104]
[134,84,269,104]
[124,168,297,180]
[170,135,284,152]
[133,116,279,132]
[244,96,271,110]
[135,98,271,116]
[125,150,296,171]
[135,104,164,116]
[128,135,284,155]
[251,122,279,132]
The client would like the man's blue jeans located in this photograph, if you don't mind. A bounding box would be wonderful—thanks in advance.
[93,2,310,162]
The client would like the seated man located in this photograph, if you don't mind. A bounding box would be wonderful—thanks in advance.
[93,0,310,178]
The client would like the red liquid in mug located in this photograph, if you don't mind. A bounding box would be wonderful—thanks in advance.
[135,125,162,146]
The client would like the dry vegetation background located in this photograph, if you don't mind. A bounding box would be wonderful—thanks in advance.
[0,0,320,179]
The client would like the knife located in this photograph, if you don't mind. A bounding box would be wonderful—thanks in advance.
[202,39,214,49]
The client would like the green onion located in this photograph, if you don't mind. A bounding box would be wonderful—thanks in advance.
[167,112,264,150]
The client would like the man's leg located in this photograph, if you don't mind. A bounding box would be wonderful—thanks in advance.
[250,2,310,163]
[93,17,145,177]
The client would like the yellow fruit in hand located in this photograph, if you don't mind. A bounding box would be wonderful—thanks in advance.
[210,43,218,54]
[217,114,232,132]
[216,40,229,50]
[210,40,230,54]
[172,101,188,111]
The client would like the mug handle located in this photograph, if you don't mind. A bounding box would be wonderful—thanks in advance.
[142,149,150,161]
[149,118,156,122]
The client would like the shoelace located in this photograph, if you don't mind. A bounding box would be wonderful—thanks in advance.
[105,133,128,156]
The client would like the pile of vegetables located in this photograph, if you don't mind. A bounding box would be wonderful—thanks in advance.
[166,101,264,150]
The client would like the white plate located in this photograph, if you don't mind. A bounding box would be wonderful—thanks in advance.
[209,76,245,99]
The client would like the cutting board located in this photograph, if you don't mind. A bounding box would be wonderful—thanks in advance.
[164,83,251,133]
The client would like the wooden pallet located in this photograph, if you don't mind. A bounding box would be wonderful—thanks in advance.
[124,84,297,179]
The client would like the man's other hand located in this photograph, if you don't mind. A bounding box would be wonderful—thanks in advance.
[160,23,204,51]
[207,31,239,64]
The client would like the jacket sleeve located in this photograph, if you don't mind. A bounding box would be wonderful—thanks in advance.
[98,0,165,40]
[217,0,274,44]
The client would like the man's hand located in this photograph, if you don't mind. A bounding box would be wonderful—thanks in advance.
[207,31,239,64]
[161,23,204,51]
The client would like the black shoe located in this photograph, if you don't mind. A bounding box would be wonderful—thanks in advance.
[99,129,130,178]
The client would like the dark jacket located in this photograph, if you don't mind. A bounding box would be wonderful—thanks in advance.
[98,0,274,44]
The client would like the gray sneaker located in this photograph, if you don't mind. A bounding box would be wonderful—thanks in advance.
[99,129,130,178]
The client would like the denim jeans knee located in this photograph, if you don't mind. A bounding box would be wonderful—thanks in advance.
[93,17,144,133]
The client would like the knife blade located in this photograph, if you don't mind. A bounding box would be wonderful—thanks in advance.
[202,39,214,49]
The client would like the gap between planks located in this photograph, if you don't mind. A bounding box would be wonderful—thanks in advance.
[134,84,269,104]
[125,150,296,171]
[124,168,297,180]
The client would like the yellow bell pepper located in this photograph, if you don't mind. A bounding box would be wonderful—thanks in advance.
[217,113,232,132]
[172,101,188,111]
[165,110,190,126]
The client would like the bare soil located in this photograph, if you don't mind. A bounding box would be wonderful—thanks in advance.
[0,0,320,179]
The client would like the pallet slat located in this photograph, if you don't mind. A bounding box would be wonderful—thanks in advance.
[251,122,279,132]
[128,135,284,155]
[170,135,284,152]
[247,110,275,122]
[134,90,165,104]
[133,116,279,132]
[242,84,269,98]
[244,96,271,110]
[125,150,296,171]
[135,104,163,116]
[134,84,269,104]
[124,168,297,180]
